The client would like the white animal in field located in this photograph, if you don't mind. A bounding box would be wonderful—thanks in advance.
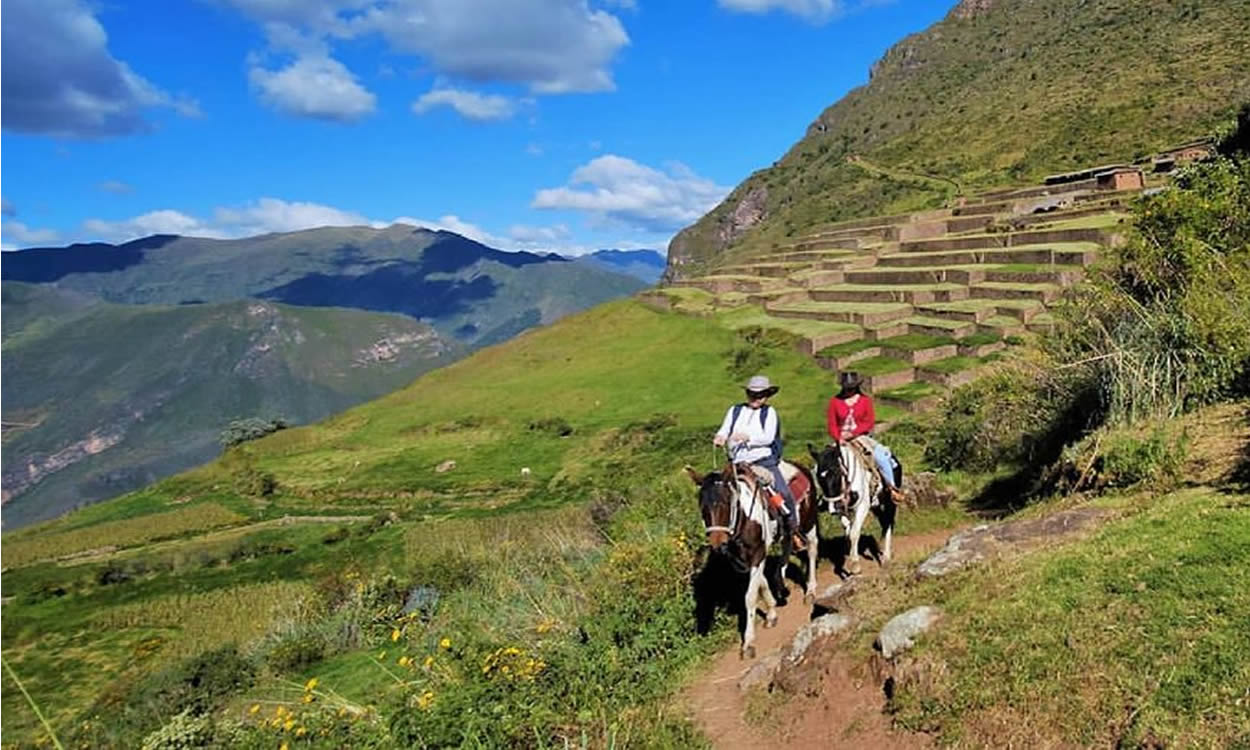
[520,467,531,477]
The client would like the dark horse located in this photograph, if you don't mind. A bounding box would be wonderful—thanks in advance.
[808,442,897,574]
[685,460,821,658]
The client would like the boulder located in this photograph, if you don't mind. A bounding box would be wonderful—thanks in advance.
[875,606,942,659]
[901,471,955,507]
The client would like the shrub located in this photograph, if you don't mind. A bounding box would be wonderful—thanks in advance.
[724,326,799,380]
[139,710,212,750]
[527,416,574,437]
[218,416,289,448]
[1100,428,1189,490]
[1051,155,1250,421]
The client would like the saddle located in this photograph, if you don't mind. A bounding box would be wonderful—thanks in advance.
[739,462,811,516]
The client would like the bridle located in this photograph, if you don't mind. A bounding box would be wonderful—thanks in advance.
[815,445,851,511]
[702,470,757,540]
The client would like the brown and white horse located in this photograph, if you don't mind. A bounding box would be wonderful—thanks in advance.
[685,461,820,658]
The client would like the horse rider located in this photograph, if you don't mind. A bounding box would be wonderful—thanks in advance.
[827,371,904,501]
[713,375,805,550]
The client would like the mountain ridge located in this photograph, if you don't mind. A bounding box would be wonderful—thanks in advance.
[666,0,1250,278]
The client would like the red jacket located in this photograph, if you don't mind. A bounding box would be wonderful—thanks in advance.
[827,395,875,442]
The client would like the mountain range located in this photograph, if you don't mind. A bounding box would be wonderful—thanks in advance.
[1,226,647,525]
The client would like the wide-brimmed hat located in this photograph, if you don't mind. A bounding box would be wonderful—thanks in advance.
[744,374,780,397]
[839,371,863,390]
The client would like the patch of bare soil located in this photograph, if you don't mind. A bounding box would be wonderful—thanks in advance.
[683,527,956,749]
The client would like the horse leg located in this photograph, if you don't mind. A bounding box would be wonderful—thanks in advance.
[741,562,763,659]
[761,566,779,629]
[877,499,896,564]
[847,497,870,576]
[804,523,820,601]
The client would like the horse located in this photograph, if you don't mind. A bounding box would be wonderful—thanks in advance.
[808,442,896,575]
[684,460,820,658]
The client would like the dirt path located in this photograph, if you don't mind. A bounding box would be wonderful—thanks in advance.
[683,526,959,749]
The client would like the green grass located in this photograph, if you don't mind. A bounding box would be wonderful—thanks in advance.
[878,333,957,351]
[892,489,1250,747]
[851,355,913,376]
[814,338,881,359]
[919,356,982,375]
[957,331,1002,347]
[716,306,862,339]
[877,381,943,403]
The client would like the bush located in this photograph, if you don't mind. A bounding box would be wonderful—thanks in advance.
[1051,154,1250,421]
[1100,428,1188,490]
[527,416,574,437]
[923,360,1101,473]
[218,416,289,448]
[724,326,798,381]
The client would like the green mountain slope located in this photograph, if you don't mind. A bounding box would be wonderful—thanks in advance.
[2,224,646,348]
[1,283,461,528]
[667,0,1250,276]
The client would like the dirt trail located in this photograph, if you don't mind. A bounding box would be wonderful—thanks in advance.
[684,526,958,749]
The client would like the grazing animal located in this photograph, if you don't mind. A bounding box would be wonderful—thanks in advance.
[808,442,896,575]
[685,464,777,659]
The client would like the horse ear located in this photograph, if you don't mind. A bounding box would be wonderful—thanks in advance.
[808,442,820,460]
[683,465,705,486]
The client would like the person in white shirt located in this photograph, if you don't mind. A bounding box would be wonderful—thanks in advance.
[713,374,801,546]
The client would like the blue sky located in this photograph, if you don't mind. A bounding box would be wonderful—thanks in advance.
[1,0,954,254]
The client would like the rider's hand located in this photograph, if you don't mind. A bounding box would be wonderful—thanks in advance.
[713,434,727,447]
[730,432,749,444]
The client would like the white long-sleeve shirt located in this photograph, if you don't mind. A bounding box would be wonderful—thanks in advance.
[715,404,779,464]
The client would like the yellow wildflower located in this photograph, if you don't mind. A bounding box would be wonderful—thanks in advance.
[295,727,307,737]
[280,743,289,750]
[391,628,401,642]
[398,656,410,667]
[302,694,314,704]
[304,677,319,692]
[439,637,451,649]
[536,618,555,634]
[416,690,435,710]
[249,704,260,715]
[284,718,295,731]
[423,655,434,669]
[377,650,386,660]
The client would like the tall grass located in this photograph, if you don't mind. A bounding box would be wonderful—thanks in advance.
[1,503,246,568]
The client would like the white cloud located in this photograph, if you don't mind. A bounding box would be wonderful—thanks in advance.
[225,0,630,98]
[1,220,61,247]
[525,142,544,156]
[98,180,133,194]
[411,88,515,121]
[508,223,572,244]
[82,210,219,241]
[1,0,199,137]
[249,54,377,121]
[717,0,841,22]
[531,154,730,233]
[54,198,655,258]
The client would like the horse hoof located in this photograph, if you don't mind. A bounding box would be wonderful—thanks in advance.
[765,614,779,628]
[804,592,814,604]
[741,645,756,660]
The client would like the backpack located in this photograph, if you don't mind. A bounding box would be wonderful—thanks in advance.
[730,403,783,461]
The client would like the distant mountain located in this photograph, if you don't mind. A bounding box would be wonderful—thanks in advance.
[1,282,462,528]
[668,0,1250,276]
[575,249,666,284]
[2,224,646,347]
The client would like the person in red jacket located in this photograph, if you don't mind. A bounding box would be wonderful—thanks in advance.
[826,372,903,500]
[827,371,875,444]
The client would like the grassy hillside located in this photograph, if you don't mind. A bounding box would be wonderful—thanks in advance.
[0,298,870,747]
[1,284,460,528]
[668,0,1250,274]
[1,225,646,348]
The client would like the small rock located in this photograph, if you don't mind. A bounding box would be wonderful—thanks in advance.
[901,471,956,507]
[737,651,783,691]
[434,460,457,473]
[814,579,856,609]
[915,526,989,578]
[876,605,942,659]
[788,613,854,665]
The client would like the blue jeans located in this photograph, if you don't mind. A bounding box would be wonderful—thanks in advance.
[753,456,798,527]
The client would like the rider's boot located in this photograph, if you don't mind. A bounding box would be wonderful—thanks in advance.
[785,502,805,551]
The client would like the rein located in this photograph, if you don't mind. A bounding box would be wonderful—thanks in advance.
[703,470,757,538]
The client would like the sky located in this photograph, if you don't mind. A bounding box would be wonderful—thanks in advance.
[0,0,956,255]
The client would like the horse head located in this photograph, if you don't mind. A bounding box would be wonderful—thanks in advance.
[684,464,737,551]
[808,442,848,512]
